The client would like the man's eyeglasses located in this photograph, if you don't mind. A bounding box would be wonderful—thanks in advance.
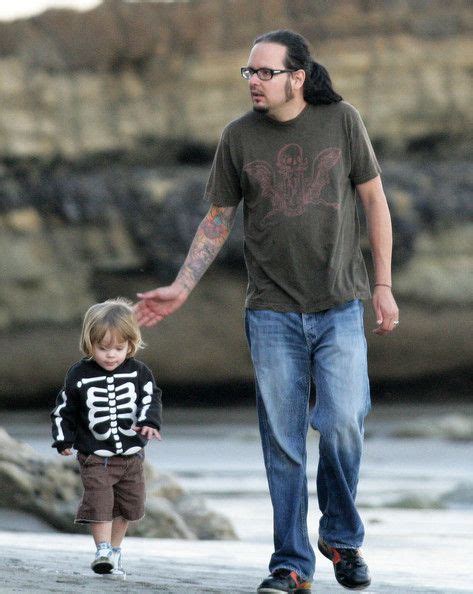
[240,67,296,81]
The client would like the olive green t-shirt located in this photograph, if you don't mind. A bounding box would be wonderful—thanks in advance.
[204,101,381,312]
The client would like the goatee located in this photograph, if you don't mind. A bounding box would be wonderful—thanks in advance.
[253,105,269,113]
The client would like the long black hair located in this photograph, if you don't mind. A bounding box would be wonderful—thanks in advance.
[253,29,343,105]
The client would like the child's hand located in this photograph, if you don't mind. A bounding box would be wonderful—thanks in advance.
[60,448,73,456]
[132,425,162,440]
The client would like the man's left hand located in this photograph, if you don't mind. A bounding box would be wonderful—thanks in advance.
[372,285,399,335]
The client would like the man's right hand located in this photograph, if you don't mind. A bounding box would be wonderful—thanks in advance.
[135,284,189,327]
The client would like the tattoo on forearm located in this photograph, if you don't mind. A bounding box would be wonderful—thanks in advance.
[176,206,236,291]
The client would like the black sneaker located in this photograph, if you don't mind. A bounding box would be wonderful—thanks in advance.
[257,568,312,593]
[318,538,371,590]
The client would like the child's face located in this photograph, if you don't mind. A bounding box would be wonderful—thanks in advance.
[92,330,129,372]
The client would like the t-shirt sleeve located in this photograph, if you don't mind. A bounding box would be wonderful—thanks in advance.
[203,127,242,206]
[347,107,381,185]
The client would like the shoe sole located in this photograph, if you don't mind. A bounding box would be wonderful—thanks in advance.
[318,541,371,591]
[91,560,113,574]
[256,588,312,594]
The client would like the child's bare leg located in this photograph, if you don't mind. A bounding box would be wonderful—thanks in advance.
[111,516,129,547]
[91,521,112,546]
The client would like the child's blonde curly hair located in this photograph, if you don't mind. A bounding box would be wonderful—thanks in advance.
[80,297,144,358]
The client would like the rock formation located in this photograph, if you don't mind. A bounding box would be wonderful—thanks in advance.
[0,427,236,539]
[0,1,471,402]
[0,0,470,158]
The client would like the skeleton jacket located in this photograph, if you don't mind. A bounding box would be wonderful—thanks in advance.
[51,357,162,456]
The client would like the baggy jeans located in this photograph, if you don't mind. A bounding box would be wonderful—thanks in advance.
[245,300,371,581]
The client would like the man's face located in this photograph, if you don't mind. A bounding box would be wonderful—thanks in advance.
[246,42,296,115]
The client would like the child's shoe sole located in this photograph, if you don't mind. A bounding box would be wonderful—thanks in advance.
[91,557,113,574]
[257,588,312,594]
[257,582,312,593]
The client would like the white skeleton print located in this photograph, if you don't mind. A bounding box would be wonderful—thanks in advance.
[52,358,162,457]
[79,371,141,456]
[137,381,153,422]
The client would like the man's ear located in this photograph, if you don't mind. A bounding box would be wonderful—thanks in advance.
[293,69,306,90]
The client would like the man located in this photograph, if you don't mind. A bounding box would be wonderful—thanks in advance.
[135,29,399,593]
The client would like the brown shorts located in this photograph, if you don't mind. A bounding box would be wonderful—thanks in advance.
[75,452,145,523]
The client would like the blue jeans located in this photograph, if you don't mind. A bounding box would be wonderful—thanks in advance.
[245,300,371,581]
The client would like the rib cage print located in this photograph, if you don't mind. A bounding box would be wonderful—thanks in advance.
[78,371,141,456]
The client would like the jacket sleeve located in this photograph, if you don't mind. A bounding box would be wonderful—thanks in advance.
[51,371,79,452]
[135,364,162,430]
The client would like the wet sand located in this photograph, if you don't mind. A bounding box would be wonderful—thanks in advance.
[1,508,472,593]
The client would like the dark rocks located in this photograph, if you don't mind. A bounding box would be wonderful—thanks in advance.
[390,414,473,441]
[0,155,472,400]
[441,483,473,508]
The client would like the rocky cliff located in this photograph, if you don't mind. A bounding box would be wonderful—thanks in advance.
[0,0,471,402]
[0,0,471,158]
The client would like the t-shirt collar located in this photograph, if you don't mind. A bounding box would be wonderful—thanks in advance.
[262,103,310,127]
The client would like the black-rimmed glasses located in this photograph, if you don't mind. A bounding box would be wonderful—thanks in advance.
[240,67,296,81]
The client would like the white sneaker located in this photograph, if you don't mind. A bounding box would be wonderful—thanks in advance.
[111,547,126,579]
[91,542,113,574]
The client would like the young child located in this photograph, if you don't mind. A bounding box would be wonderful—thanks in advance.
[51,297,162,576]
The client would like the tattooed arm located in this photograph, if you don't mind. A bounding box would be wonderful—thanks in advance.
[135,205,237,326]
[175,205,237,293]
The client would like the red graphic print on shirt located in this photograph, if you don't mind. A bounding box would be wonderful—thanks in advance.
[244,144,341,220]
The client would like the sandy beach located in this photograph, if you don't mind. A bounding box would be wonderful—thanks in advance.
[1,404,472,593]
[2,508,472,594]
